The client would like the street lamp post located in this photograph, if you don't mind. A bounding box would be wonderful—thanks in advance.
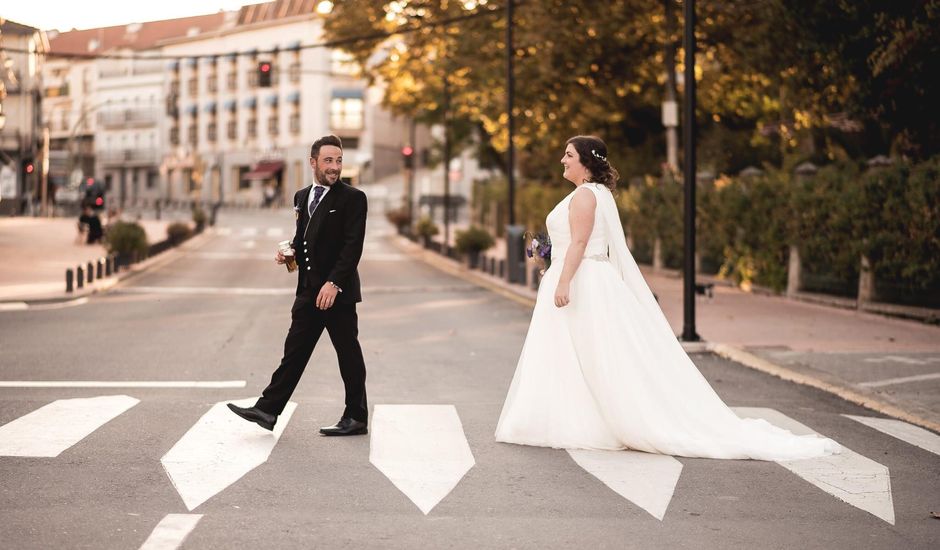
[443,72,451,253]
[681,0,701,342]
[505,0,525,284]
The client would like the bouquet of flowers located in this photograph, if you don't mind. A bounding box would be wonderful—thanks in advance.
[524,231,552,272]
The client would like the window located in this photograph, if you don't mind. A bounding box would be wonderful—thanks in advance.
[289,62,301,83]
[227,120,237,140]
[170,127,180,145]
[237,166,251,190]
[207,76,217,93]
[339,136,360,149]
[207,122,217,142]
[289,112,300,134]
[187,78,197,95]
[247,118,257,138]
[147,170,158,189]
[330,96,364,131]
[268,114,279,136]
[170,80,180,95]
[184,168,195,192]
[247,69,258,88]
[188,124,197,145]
[227,72,237,91]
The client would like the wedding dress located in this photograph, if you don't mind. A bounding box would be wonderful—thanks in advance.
[494,183,841,460]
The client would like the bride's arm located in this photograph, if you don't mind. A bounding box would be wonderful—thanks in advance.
[555,187,597,307]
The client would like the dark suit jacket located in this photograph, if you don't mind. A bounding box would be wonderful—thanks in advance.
[292,182,367,303]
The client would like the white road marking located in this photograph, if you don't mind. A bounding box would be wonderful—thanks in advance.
[863,355,940,366]
[190,252,273,261]
[138,514,202,550]
[240,228,258,237]
[0,302,28,311]
[567,449,682,520]
[0,395,139,457]
[369,404,475,515]
[858,372,940,387]
[0,380,245,389]
[242,240,257,249]
[735,407,895,525]
[0,298,89,312]
[843,415,940,457]
[214,227,233,236]
[265,227,285,237]
[161,398,296,511]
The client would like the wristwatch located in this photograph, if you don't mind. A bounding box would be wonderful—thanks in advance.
[328,281,343,293]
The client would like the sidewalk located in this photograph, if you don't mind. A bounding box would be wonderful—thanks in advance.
[0,213,183,302]
[394,236,940,433]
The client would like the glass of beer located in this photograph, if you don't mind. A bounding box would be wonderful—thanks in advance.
[277,240,297,272]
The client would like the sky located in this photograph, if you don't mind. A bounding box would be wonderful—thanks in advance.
[2,1,252,32]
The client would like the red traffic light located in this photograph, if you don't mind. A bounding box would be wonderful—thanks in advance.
[25,163,34,174]
[95,197,103,206]
[402,146,414,156]
[86,178,95,186]
[260,63,271,73]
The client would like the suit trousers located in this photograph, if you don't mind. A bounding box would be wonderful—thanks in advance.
[255,288,368,422]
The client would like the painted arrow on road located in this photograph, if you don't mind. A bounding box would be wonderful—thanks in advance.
[161,398,296,511]
[735,407,895,525]
[568,449,683,521]
[0,395,139,457]
[369,404,475,515]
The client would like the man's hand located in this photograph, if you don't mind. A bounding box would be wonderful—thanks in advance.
[275,249,289,265]
[316,282,339,310]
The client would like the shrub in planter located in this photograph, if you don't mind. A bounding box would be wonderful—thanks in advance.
[455,226,495,268]
[105,220,149,263]
[166,222,194,245]
[416,216,439,246]
[385,206,411,234]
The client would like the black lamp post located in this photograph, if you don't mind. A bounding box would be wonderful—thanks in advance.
[681,0,701,342]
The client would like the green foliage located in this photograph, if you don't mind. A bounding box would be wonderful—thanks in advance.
[105,221,148,257]
[166,222,194,245]
[385,206,411,230]
[455,226,495,254]
[416,216,440,239]
[191,207,207,228]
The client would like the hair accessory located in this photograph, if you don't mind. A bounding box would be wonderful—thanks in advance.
[591,149,607,162]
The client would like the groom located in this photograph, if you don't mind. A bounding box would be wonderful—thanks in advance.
[228,135,369,436]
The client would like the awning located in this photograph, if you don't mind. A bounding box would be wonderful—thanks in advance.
[332,88,364,99]
[243,160,285,180]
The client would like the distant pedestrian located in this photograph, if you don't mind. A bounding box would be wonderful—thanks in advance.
[78,205,103,245]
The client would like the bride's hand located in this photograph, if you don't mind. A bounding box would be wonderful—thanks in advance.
[554,282,570,308]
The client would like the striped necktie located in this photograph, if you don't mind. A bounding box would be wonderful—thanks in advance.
[309,185,325,217]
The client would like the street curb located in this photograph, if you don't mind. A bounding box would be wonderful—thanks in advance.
[0,229,215,309]
[392,234,940,435]
[708,343,940,434]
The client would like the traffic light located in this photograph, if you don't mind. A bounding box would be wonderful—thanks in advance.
[21,158,35,180]
[401,146,414,169]
[258,61,273,87]
[83,178,105,210]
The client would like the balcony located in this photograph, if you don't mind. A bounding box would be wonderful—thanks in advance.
[98,108,159,128]
[97,148,159,166]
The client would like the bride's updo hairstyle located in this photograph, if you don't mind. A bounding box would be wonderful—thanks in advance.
[566,135,620,190]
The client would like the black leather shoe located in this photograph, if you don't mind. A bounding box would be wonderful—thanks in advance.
[227,404,276,431]
[319,417,368,436]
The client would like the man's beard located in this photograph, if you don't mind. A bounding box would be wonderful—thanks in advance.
[315,167,340,186]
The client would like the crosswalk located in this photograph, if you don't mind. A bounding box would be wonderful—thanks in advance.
[1,395,938,549]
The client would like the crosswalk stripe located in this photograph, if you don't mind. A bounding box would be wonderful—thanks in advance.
[138,514,202,550]
[0,381,245,389]
[240,228,258,237]
[568,449,682,520]
[735,407,895,525]
[161,398,297,511]
[215,227,233,236]
[265,227,285,237]
[369,404,475,515]
[0,395,139,457]
[843,415,940,457]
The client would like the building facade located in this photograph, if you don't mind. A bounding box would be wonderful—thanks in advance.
[0,19,48,215]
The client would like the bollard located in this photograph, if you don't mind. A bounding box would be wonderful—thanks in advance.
[105,256,113,276]
[531,267,540,289]
[498,259,506,278]
[66,269,74,293]
[87,262,94,283]
[97,258,104,279]
[76,266,84,289]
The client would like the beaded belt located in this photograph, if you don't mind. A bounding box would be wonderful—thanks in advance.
[584,254,610,262]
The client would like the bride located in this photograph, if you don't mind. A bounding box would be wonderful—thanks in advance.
[494,135,841,460]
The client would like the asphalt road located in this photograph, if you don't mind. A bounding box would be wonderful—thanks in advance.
[1,188,938,549]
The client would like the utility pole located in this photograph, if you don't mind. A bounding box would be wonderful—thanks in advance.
[407,117,416,233]
[443,72,451,253]
[681,0,701,342]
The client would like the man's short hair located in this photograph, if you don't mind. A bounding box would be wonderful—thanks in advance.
[310,135,343,158]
